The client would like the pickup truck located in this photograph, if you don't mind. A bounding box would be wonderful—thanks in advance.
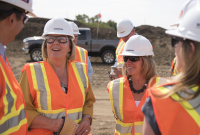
[22,28,119,64]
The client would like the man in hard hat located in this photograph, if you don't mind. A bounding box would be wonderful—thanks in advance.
[0,0,36,134]
[69,22,93,82]
[110,18,136,80]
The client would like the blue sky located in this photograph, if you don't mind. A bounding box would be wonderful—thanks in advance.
[32,0,185,29]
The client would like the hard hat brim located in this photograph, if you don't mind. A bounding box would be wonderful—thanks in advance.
[42,32,74,38]
[73,32,81,35]
[165,29,200,43]
[27,12,37,17]
[117,30,132,38]
[120,51,154,56]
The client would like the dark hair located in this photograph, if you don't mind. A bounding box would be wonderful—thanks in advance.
[0,8,24,21]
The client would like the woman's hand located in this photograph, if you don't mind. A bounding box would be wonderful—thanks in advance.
[48,118,64,132]
[75,117,91,135]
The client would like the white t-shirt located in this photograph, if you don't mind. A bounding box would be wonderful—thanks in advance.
[135,101,140,107]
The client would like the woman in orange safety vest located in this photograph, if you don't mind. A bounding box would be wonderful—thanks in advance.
[107,35,157,135]
[142,5,200,135]
[19,17,95,135]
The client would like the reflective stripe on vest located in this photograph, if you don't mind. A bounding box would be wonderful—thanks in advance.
[27,61,88,123]
[157,85,200,127]
[67,62,88,123]
[29,62,65,118]
[75,46,88,63]
[116,119,133,134]
[156,77,170,86]
[173,68,179,76]
[116,40,125,60]
[116,40,125,68]
[115,119,143,135]
[0,57,27,134]
[108,78,123,121]
[30,63,52,111]
[67,108,83,123]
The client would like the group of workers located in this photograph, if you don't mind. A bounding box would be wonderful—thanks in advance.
[0,0,200,135]
[107,0,200,135]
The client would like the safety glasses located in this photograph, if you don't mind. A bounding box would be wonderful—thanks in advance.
[45,36,69,44]
[171,36,184,48]
[123,56,140,62]
[21,14,29,24]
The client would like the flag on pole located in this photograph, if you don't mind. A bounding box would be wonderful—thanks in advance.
[98,13,101,18]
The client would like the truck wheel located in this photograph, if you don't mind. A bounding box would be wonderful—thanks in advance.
[30,48,43,62]
[101,50,115,64]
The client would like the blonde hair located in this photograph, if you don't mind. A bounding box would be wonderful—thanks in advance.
[122,56,157,80]
[42,36,76,62]
[152,40,200,102]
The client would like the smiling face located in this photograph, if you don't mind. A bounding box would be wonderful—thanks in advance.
[46,34,71,61]
[125,56,143,76]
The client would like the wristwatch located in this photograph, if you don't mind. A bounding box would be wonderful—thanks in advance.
[83,115,92,125]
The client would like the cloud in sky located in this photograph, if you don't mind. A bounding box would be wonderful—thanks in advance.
[32,0,185,29]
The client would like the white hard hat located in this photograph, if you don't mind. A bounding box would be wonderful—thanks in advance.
[117,19,134,38]
[166,5,200,43]
[0,0,36,17]
[42,17,74,38]
[171,0,199,26]
[120,35,154,56]
[69,22,80,35]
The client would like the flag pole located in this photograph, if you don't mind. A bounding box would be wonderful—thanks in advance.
[97,17,99,39]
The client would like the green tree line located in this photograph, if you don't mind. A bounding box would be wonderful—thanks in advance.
[76,14,117,30]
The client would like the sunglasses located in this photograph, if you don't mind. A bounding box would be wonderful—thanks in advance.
[123,56,140,62]
[171,36,184,48]
[21,14,29,24]
[45,36,69,44]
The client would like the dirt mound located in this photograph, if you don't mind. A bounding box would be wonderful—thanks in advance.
[7,17,174,66]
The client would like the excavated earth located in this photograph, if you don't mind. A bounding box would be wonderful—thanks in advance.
[6,18,174,134]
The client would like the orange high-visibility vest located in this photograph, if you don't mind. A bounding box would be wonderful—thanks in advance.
[74,46,88,64]
[22,60,89,135]
[116,39,125,69]
[171,57,179,76]
[107,77,159,135]
[150,83,200,135]
[0,56,28,135]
